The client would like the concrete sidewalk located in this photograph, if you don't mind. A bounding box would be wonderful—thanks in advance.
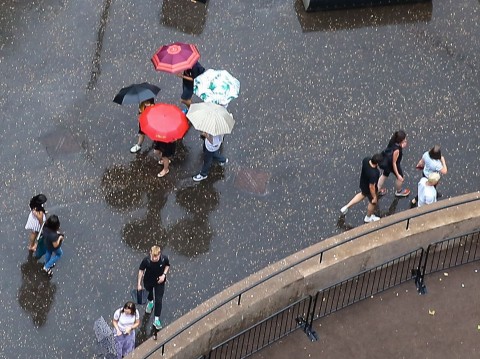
[252,261,480,359]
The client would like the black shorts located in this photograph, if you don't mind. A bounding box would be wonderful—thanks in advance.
[138,123,145,135]
[361,189,375,203]
[381,165,403,178]
[181,84,194,100]
[153,141,176,157]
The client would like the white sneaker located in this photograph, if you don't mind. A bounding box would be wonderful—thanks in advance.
[364,215,380,223]
[193,174,208,182]
[130,144,141,153]
[340,206,348,214]
[219,158,229,167]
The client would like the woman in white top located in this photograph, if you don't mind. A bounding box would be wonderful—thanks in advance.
[112,301,140,358]
[25,194,47,251]
[411,145,447,207]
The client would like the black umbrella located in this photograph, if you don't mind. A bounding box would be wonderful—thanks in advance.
[113,82,161,105]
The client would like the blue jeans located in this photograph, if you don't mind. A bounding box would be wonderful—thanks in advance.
[200,145,226,176]
[44,247,63,270]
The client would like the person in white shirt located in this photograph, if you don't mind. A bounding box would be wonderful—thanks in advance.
[193,132,228,181]
[411,145,447,207]
[417,172,441,207]
[25,194,47,252]
[112,301,140,358]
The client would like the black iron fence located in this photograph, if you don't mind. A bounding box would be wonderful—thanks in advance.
[140,196,479,359]
[207,297,312,359]
[200,229,480,359]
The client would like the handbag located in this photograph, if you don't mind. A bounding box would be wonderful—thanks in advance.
[34,223,47,259]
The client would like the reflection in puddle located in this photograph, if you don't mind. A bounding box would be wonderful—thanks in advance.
[102,154,224,257]
[18,253,57,328]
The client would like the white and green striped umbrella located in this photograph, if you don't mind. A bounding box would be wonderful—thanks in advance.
[193,69,240,106]
[186,102,235,136]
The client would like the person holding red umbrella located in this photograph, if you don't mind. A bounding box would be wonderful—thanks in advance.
[138,103,190,177]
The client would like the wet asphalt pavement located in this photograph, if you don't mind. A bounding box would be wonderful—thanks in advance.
[0,0,479,357]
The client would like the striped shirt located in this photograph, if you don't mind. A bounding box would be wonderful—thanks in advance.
[25,211,46,232]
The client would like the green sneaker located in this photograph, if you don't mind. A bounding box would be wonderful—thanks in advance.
[153,318,162,330]
[145,301,154,314]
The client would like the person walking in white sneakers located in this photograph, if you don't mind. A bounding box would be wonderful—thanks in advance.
[340,153,384,223]
[192,132,228,182]
[137,246,170,330]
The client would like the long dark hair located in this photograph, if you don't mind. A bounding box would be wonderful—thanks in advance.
[387,130,406,147]
[121,301,136,314]
[428,145,442,160]
[44,215,60,231]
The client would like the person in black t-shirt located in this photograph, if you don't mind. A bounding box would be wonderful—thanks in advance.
[340,154,383,223]
[137,245,170,330]
[42,215,64,276]
[176,61,205,111]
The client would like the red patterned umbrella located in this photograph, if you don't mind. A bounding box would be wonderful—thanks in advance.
[139,103,189,142]
[151,42,200,73]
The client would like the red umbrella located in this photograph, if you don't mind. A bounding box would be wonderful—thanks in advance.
[139,103,189,142]
[151,42,200,73]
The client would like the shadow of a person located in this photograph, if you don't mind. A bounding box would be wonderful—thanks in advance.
[167,170,223,257]
[18,253,57,327]
[336,215,355,232]
[102,153,161,211]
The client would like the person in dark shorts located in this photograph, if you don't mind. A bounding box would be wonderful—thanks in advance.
[176,61,205,111]
[377,130,410,197]
[130,99,155,153]
[153,141,176,177]
[340,153,383,223]
[137,245,170,330]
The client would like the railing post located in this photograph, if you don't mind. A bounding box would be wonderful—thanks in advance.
[412,248,427,295]
[295,295,318,342]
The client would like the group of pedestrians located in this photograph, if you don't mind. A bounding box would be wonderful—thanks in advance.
[129,61,228,182]
[25,194,64,277]
[113,245,170,358]
[340,130,448,223]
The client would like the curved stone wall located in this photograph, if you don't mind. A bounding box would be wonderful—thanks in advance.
[129,192,480,359]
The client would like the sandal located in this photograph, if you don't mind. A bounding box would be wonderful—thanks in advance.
[378,188,387,196]
[157,169,170,178]
[158,159,172,165]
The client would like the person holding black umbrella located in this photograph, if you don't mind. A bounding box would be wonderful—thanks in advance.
[130,99,155,153]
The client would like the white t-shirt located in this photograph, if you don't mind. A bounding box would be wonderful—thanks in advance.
[205,135,223,152]
[114,308,140,333]
[25,211,46,232]
[422,151,443,178]
[418,177,437,207]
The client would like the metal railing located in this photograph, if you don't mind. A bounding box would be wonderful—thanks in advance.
[207,297,312,359]
[141,195,479,358]
[312,248,423,320]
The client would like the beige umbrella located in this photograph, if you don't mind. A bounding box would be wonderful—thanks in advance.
[186,102,235,136]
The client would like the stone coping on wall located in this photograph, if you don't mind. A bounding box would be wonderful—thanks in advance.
[128,192,480,359]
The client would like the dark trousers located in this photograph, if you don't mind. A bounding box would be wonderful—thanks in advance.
[200,145,226,176]
[144,282,165,317]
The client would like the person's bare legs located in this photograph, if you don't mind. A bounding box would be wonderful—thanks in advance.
[395,177,404,192]
[366,201,376,216]
[181,98,192,108]
[343,192,365,210]
[137,134,145,147]
[28,231,37,251]
[377,174,387,191]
